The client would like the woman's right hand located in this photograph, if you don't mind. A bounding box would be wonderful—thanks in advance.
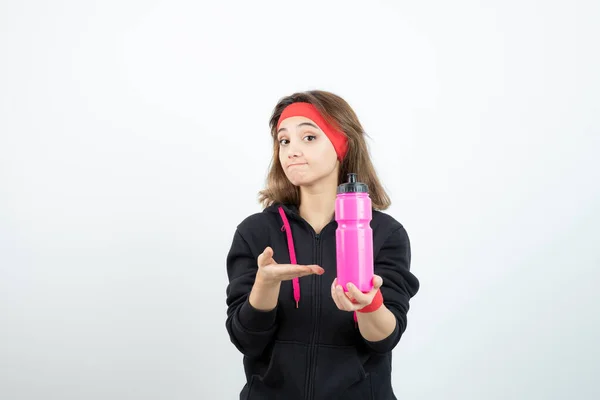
[255,246,324,286]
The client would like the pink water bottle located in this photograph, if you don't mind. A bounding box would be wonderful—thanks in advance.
[335,173,374,293]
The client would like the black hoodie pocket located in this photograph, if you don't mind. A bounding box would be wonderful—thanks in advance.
[246,341,308,400]
[312,344,373,400]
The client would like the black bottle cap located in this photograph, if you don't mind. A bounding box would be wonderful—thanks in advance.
[337,173,369,194]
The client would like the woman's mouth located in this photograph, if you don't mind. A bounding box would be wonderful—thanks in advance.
[288,163,308,168]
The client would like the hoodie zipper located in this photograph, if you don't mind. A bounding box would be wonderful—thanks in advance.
[279,206,332,400]
[305,232,321,400]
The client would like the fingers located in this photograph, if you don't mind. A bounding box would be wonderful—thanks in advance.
[283,264,323,276]
[263,246,273,258]
[263,264,324,282]
[331,279,358,311]
[331,279,345,310]
[257,247,275,267]
[346,282,370,305]
[334,283,357,311]
[283,266,318,280]
[331,278,383,312]
[308,265,325,275]
[373,274,383,289]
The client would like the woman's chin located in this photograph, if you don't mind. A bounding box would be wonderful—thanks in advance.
[289,178,306,187]
[289,177,312,187]
[286,171,310,186]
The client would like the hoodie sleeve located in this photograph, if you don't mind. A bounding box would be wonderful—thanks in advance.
[362,225,420,354]
[225,228,278,358]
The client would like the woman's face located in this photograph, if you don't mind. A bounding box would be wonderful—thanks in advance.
[277,116,339,187]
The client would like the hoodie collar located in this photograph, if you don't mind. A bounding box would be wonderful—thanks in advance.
[265,202,301,218]
[265,202,336,225]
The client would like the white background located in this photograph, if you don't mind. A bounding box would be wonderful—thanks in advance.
[1,1,599,399]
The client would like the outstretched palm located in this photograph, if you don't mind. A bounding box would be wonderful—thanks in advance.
[257,247,324,284]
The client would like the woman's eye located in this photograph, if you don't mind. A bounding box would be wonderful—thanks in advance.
[279,139,289,145]
[304,135,316,142]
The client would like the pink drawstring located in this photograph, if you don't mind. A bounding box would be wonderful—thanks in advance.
[278,207,300,308]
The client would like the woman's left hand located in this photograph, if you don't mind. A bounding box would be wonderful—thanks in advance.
[331,275,383,312]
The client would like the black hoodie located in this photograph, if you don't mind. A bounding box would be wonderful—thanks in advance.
[225,203,420,400]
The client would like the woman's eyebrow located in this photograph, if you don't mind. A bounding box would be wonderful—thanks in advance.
[277,122,319,134]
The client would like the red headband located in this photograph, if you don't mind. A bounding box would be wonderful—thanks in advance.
[276,102,348,161]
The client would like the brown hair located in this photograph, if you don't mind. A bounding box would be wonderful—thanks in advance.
[258,90,391,210]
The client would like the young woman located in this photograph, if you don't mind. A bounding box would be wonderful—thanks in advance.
[225,90,420,400]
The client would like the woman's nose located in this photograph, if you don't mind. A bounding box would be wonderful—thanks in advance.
[287,142,302,158]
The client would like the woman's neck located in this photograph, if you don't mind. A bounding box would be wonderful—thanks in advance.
[299,183,337,235]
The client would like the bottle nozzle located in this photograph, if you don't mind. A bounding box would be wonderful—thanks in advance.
[337,172,368,194]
